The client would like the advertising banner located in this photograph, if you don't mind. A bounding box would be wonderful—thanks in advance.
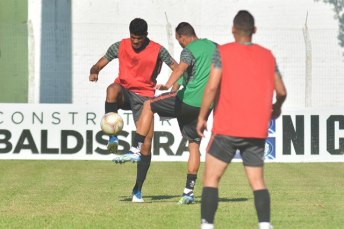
[275,108,344,162]
[0,104,198,161]
[0,104,343,162]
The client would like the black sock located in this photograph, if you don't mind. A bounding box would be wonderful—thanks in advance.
[133,154,151,191]
[105,101,118,113]
[254,189,271,222]
[132,133,146,150]
[201,187,218,224]
[184,174,197,195]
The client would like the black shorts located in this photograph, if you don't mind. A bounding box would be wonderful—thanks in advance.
[207,134,266,167]
[119,85,151,122]
[150,92,209,144]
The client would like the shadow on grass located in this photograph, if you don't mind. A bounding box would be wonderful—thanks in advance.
[119,195,180,202]
[119,195,249,203]
[218,197,249,202]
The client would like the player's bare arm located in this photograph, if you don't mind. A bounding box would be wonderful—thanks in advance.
[271,72,287,119]
[89,57,109,82]
[171,82,181,92]
[169,58,179,71]
[197,64,222,137]
[156,61,188,90]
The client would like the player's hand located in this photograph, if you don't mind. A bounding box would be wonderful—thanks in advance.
[271,103,282,119]
[89,74,98,82]
[156,84,169,90]
[196,118,207,138]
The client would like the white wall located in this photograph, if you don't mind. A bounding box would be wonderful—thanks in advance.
[28,0,344,107]
[71,0,337,29]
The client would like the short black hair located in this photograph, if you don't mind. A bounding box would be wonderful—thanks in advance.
[233,10,255,35]
[175,22,196,37]
[129,18,148,35]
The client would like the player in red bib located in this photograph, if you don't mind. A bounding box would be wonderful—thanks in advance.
[89,18,178,203]
[197,11,287,229]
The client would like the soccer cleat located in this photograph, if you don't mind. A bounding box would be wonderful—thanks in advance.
[112,152,141,164]
[132,190,144,203]
[178,194,195,204]
[107,136,119,153]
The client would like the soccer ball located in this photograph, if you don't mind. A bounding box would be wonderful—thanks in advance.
[100,112,124,135]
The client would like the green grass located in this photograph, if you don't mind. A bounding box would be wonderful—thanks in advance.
[0,161,343,229]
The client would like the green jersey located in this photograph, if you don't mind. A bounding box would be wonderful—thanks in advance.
[177,39,216,107]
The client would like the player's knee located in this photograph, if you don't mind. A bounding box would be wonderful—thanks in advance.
[202,170,220,187]
[106,83,122,102]
[202,172,212,186]
[143,137,152,148]
[188,167,199,174]
[141,139,152,155]
[250,181,266,191]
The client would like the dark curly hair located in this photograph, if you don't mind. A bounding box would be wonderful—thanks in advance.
[129,18,148,36]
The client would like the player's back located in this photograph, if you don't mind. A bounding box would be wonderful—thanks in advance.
[213,42,275,138]
[178,39,216,107]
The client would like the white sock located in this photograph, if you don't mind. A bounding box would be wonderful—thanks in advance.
[129,147,141,155]
[259,222,272,229]
[183,188,194,196]
[201,223,214,229]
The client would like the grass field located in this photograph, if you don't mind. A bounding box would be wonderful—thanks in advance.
[0,161,343,229]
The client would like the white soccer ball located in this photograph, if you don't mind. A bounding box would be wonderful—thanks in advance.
[100,112,124,135]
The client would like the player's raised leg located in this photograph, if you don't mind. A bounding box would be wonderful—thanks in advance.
[113,99,154,163]
[105,83,124,154]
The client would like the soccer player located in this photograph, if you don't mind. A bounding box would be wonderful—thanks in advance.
[197,11,287,229]
[89,18,178,202]
[113,22,216,204]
